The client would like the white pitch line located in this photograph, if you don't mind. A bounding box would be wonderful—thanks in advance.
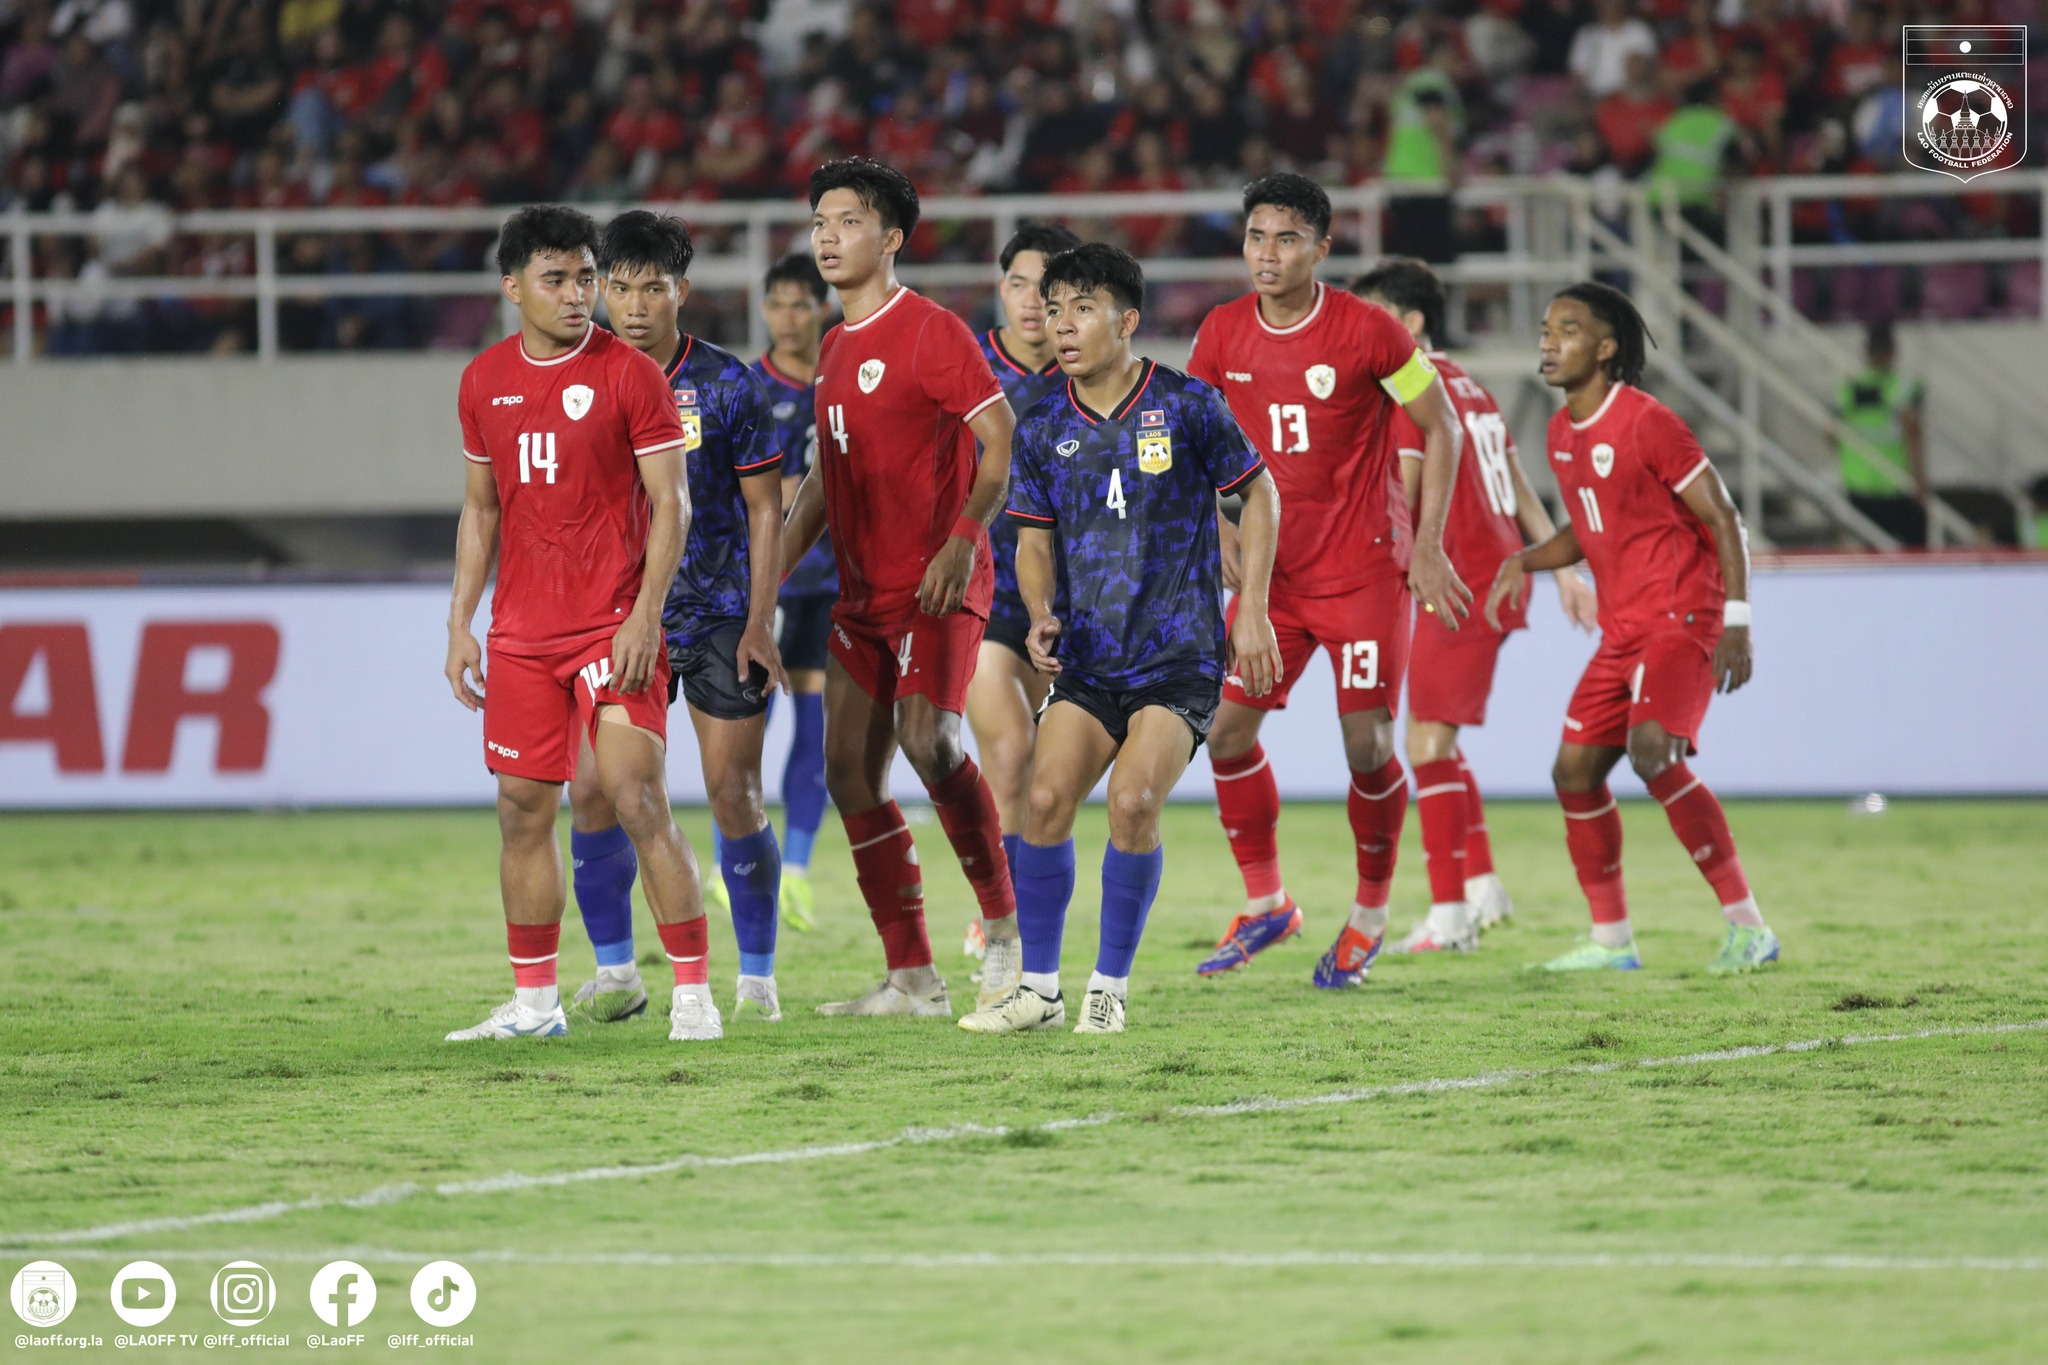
[4,1018,2040,1249]
[5,1247,2045,1274]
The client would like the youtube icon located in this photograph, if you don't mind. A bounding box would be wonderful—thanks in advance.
[111,1262,177,1327]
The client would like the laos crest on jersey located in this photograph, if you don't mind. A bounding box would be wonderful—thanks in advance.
[858,359,886,393]
[1305,364,1336,401]
[675,388,701,451]
[1138,431,1173,474]
[1591,442,1615,477]
[563,384,594,421]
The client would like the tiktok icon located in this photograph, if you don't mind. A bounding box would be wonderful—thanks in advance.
[409,1261,477,1328]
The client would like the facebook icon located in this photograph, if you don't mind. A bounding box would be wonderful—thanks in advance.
[310,1260,377,1327]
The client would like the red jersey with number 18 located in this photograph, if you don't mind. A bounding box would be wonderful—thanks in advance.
[1391,352,1528,632]
[1187,282,1436,597]
[1546,383,1725,641]
[815,287,1006,624]
[458,324,686,655]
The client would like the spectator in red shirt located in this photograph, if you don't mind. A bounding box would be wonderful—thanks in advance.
[1822,5,1888,105]
[896,0,974,52]
[697,72,774,194]
[1719,39,1784,161]
[1596,51,1674,175]
[1661,0,1726,100]
[606,71,688,180]
[361,14,448,127]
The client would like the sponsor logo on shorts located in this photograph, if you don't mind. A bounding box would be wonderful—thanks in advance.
[487,740,521,759]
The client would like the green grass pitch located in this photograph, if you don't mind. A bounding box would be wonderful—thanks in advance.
[3,798,2045,1361]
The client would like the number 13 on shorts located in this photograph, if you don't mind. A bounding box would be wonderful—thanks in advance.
[1340,639,1379,690]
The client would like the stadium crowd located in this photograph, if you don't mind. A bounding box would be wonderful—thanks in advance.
[0,0,2035,352]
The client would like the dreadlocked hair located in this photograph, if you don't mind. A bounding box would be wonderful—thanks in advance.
[1555,281,1656,386]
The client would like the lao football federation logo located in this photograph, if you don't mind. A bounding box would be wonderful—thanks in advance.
[1305,364,1337,401]
[11,1262,76,1326]
[562,383,595,420]
[1904,25,2025,182]
[1591,442,1615,478]
[858,359,886,393]
[1138,433,1173,474]
[681,412,702,452]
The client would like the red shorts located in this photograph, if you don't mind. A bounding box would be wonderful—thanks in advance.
[1222,578,1412,717]
[483,638,671,783]
[1564,627,1719,751]
[829,606,986,715]
[1407,610,1514,727]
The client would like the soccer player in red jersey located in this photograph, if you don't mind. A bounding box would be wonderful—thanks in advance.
[1352,259,1598,954]
[1489,283,1779,975]
[443,205,723,1042]
[1186,174,1472,989]
[781,159,1023,1017]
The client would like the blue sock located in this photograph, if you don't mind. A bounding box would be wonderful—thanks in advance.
[722,825,781,978]
[1002,832,1022,887]
[1015,838,1077,984]
[570,824,638,970]
[782,691,828,869]
[1096,844,1164,981]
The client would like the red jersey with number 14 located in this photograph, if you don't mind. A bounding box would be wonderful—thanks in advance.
[1391,352,1528,632]
[458,324,686,655]
[1547,383,1724,641]
[815,287,1005,623]
[1188,282,1431,596]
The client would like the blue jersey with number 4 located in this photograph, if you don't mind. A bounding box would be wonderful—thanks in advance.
[1008,360,1264,688]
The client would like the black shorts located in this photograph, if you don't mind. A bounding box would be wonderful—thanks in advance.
[1045,672,1220,749]
[984,590,1033,663]
[776,593,834,674]
[666,620,770,720]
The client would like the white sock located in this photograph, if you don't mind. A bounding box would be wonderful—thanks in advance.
[1428,901,1475,936]
[1021,970,1060,999]
[1721,895,1765,928]
[515,984,558,1014]
[1590,918,1635,950]
[1466,871,1505,900]
[1248,890,1288,915]
[736,972,773,987]
[674,981,713,1003]
[1086,971,1128,1000]
[1347,902,1390,938]
[596,962,640,982]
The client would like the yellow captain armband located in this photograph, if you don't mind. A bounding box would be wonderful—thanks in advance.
[1378,348,1439,406]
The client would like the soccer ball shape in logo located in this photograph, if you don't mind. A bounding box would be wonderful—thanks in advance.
[26,1285,61,1322]
[1923,79,2008,161]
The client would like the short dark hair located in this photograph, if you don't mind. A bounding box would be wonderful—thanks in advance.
[1039,242,1145,315]
[808,157,921,245]
[763,251,828,302]
[999,221,1083,273]
[496,203,598,277]
[595,209,694,282]
[1242,172,1332,241]
[1554,280,1657,386]
[1352,257,1446,348]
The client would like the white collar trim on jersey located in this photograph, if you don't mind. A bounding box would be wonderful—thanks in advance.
[1570,382,1627,430]
[842,285,911,333]
[519,322,594,367]
[1255,281,1326,336]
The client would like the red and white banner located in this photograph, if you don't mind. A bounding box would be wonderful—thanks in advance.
[3,561,2046,808]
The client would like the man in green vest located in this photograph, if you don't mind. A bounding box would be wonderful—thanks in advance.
[1834,321,1926,547]
[1383,44,1464,263]
[1651,86,1741,243]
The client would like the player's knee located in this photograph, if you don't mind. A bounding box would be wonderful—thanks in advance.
[566,775,616,834]
[607,780,675,842]
[1628,734,1678,784]
[1552,752,1600,793]
[1342,718,1396,773]
[1206,710,1259,762]
[898,720,963,783]
[1024,780,1077,843]
[1406,723,1456,768]
[496,786,556,844]
[1105,785,1161,849]
[705,772,765,838]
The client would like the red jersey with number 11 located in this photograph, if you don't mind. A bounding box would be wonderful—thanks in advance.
[1546,383,1725,641]
[458,324,686,655]
[1391,352,1529,632]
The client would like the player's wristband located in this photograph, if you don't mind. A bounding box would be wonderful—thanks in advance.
[1722,600,1752,628]
[951,516,982,541]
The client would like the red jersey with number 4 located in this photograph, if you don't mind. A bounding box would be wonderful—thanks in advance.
[1391,352,1529,632]
[815,287,1006,622]
[1547,383,1724,641]
[1188,282,1430,596]
[458,324,687,655]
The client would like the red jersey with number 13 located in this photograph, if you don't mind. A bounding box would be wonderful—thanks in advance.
[1391,352,1529,632]
[457,324,686,655]
[1546,383,1725,641]
[1188,282,1430,596]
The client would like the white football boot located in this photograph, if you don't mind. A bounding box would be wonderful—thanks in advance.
[1073,989,1126,1034]
[1467,872,1515,930]
[958,986,1065,1034]
[816,975,953,1018]
[445,997,567,1041]
[731,974,782,1023]
[1395,901,1480,954]
[668,984,724,1041]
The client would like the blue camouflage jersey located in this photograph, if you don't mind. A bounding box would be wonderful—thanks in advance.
[754,353,835,599]
[1007,360,1264,688]
[660,335,782,644]
[980,328,1067,628]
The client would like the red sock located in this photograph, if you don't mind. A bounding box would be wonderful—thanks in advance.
[1457,751,1495,878]
[506,922,560,988]
[1647,763,1752,906]
[1212,744,1284,900]
[927,755,1015,920]
[656,916,709,986]
[843,801,931,969]
[1559,786,1628,924]
[1348,759,1409,908]
[1413,758,1468,904]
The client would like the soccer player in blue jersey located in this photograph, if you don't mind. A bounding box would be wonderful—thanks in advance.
[755,252,834,932]
[962,221,1081,967]
[562,210,791,1030]
[959,244,1282,1035]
